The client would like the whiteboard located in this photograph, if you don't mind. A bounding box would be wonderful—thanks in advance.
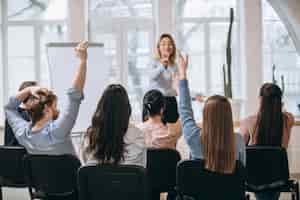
[46,42,110,133]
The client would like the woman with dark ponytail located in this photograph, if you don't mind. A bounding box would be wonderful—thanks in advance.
[240,83,295,200]
[138,89,181,149]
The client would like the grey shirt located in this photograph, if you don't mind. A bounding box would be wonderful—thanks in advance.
[148,59,178,97]
[82,124,147,167]
[178,80,246,165]
[4,88,83,156]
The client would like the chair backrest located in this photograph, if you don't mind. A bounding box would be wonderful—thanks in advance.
[176,159,245,200]
[246,146,289,186]
[24,154,81,197]
[78,164,148,200]
[146,148,181,192]
[0,146,27,184]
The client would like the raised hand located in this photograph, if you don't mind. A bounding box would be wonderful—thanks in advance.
[178,53,188,80]
[75,41,88,62]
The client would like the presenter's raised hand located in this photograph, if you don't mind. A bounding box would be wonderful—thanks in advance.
[75,41,88,62]
[178,53,188,80]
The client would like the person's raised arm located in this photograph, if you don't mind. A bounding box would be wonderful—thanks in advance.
[72,41,88,92]
[52,41,88,139]
[177,54,202,157]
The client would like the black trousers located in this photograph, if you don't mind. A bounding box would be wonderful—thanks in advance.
[162,96,179,124]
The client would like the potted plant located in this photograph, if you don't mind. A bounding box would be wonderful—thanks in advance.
[222,8,242,121]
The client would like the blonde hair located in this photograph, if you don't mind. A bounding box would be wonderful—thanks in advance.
[155,33,177,65]
[201,95,236,174]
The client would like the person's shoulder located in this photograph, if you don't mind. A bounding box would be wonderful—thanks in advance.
[126,124,146,145]
[240,115,257,126]
[128,124,144,136]
[284,112,295,126]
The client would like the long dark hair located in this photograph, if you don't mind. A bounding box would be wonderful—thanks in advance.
[85,84,132,164]
[254,83,283,146]
[142,90,165,122]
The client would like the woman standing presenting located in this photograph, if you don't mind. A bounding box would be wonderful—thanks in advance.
[146,33,179,124]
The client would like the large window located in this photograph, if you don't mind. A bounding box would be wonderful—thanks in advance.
[89,0,154,121]
[1,0,68,125]
[262,0,300,114]
[175,0,241,98]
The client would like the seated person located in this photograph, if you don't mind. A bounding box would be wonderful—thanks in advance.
[4,41,88,155]
[177,54,246,172]
[138,89,181,149]
[82,84,146,167]
[240,83,295,200]
[4,81,37,146]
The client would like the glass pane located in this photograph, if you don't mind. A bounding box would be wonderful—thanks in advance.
[187,55,206,94]
[8,26,34,57]
[7,0,68,21]
[127,30,151,122]
[176,23,204,54]
[262,0,300,115]
[89,0,153,18]
[176,0,236,18]
[40,24,68,86]
[8,58,35,96]
[262,0,280,21]
[90,32,120,84]
[8,26,35,95]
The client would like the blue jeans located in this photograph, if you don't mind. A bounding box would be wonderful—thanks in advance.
[255,192,280,200]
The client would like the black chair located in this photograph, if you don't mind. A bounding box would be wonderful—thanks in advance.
[0,146,28,200]
[78,164,148,200]
[146,148,181,200]
[176,159,246,200]
[24,154,81,200]
[246,146,299,200]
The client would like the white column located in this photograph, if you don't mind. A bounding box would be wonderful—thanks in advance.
[154,0,174,41]
[67,0,86,41]
[240,0,263,116]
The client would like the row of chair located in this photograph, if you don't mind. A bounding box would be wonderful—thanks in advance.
[0,146,299,200]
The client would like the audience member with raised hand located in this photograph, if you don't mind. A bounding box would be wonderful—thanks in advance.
[82,84,146,167]
[138,89,181,149]
[177,53,246,173]
[4,41,88,155]
[4,81,37,146]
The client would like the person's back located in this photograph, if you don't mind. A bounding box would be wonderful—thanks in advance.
[240,83,294,149]
[138,89,181,149]
[240,83,294,200]
[4,41,88,156]
[82,84,146,167]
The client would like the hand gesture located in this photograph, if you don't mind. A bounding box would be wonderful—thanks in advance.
[178,53,188,80]
[75,41,88,62]
[160,57,169,67]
